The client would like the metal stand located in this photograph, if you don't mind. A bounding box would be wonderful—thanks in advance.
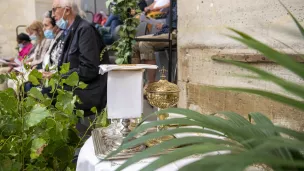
[121,119,131,137]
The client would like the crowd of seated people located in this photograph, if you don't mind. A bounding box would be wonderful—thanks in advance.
[3,0,109,123]
[133,0,177,88]
[25,21,52,70]
[1,0,177,118]
[93,0,170,45]
[24,10,64,92]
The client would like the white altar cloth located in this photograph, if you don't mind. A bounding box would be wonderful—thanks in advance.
[76,137,203,171]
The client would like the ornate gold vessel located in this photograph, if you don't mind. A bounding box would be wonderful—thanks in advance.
[145,67,180,146]
[145,67,180,111]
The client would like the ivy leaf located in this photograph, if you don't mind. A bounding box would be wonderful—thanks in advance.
[30,138,47,159]
[28,69,42,86]
[76,110,84,119]
[0,74,7,84]
[91,107,97,114]
[30,69,43,79]
[28,75,40,86]
[9,72,17,80]
[0,157,21,171]
[28,87,45,101]
[0,89,18,114]
[25,97,36,109]
[55,92,75,115]
[45,64,50,72]
[49,78,57,93]
[115,58,125,64]
[96,109,109,128]
[60,63,70,75]
[26,105,51,127]
[0,157,12,171]
[65,72,79,87]
[11,162,22,171]
[53,145,73,162]
[124,52,131,59]
[78,82,88,89]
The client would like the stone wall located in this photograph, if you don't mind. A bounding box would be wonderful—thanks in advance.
[0,0,52,59]
[0,0,36,59]
[177,0,304,131]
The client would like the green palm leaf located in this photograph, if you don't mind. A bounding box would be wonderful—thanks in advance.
[213,87,304,111]
[114,138,239,171]
[179,153,304,171]
[108,3,304,170]
[107,128,228,159]
[279,0,304,37]
[139,144,237,171]
[214,59,304,99]
[227,28,304,80]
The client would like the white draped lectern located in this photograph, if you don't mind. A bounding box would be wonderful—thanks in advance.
[99,64,158,119]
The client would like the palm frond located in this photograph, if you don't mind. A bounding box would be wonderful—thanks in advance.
[107,2,304,170]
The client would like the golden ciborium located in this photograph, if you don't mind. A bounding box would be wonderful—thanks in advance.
[144,67,180,146]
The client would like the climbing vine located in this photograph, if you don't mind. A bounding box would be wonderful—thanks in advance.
[105,0,140,64]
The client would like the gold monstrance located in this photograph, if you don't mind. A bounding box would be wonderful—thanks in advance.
[145,67,180,146]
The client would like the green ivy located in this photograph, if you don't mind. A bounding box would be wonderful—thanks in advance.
[0,63,101,170]
[105,0,140,64]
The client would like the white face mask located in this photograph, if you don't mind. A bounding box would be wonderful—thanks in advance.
[56,8,68,30]
[30,34,37,41]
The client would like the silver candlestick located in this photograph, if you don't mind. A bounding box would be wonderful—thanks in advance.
[120,119,131,137]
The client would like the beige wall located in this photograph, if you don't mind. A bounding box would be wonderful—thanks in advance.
[177,0,304,131]
[35,0,53,21]
[0,0,36,58]
[0,0,52,59]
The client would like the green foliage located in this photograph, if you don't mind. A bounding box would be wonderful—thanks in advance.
[105,0,140,64]
[0,63,99,170]
[108,2,304,171]
[95,108,110,128]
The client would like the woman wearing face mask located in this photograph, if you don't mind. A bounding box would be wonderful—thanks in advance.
[16,33,33,61]
[41,10,64,77]
[25,21,52,69]
[6,33,33,62]
[4,33,34,72]
[24,11,65,92]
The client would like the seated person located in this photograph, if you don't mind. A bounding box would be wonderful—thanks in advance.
[97,1,147,45]
[93,11,107,26]
[133,1,177,87]
[138,0,148,12]
[24,10,64,92]
[5,33,34,72]
[51,0,109,114]
[41,10,64,73]
[144,0,170,18]
[25,21,52,70]
[98,13,123,45]
[16,33,34,62]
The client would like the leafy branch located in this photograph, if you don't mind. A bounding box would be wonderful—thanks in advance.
[0,62,100,170]
[105,0,140,64]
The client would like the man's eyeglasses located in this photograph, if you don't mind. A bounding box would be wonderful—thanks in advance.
[52,6,62,13]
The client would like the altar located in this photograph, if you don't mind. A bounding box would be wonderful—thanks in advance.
[76,136,207,171]
[76,65,210,171]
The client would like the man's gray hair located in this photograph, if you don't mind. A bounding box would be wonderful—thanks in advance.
[59,0,86,18]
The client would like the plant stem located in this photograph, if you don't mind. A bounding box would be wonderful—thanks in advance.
[17,76,25,170]
[75,115,98,149]
[49,78,61,106]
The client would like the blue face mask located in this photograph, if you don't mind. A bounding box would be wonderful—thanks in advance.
[44,29,55,39]
[30,35,37,41]
[56,8,68,30]
[18,43,24,49]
